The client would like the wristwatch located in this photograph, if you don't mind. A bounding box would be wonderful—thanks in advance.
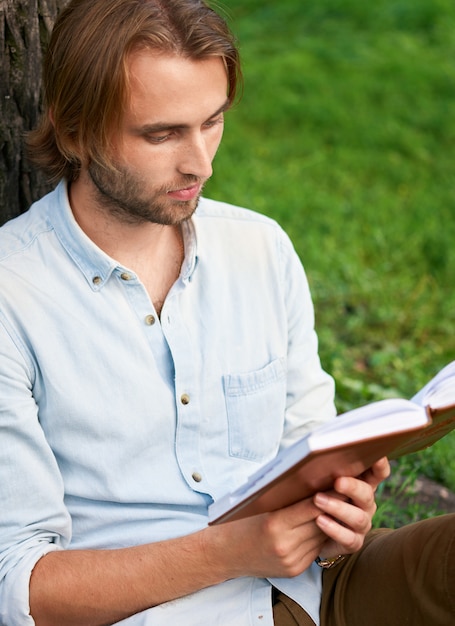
[315,554,346,569]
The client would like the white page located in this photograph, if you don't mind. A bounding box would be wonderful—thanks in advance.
[411,361,455,407]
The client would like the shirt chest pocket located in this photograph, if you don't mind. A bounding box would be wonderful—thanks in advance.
[223,358,287,462]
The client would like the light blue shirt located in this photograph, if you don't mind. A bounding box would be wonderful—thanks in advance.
[0,181,336,625]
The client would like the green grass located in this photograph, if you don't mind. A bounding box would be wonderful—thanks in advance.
[206,0,455,524]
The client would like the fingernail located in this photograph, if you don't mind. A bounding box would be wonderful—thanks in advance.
[314,493,329,506]
[316,514,331,528]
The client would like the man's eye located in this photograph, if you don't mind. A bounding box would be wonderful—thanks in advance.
[146,134,171,144]
[204,116,224,129]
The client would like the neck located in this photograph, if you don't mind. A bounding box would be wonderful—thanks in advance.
[68,174,186,314]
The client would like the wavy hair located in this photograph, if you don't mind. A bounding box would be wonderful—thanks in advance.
[27,0,242,182]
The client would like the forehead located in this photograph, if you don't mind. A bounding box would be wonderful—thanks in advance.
[124,50,229,125]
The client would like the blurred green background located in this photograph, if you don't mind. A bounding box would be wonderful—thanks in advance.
[205,0,455,522]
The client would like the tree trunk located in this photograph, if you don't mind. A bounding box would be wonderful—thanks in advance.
[0,0,67,225]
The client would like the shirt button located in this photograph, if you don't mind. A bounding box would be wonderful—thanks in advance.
[92,276,102,285]
[192,472,202,483]
[120,272,132,281]
[144,314,156,326]
[180,393,190,405]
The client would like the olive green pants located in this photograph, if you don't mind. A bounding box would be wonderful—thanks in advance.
[273,513,455,626]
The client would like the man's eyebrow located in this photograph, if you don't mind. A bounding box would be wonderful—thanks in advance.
[137,98,231,134]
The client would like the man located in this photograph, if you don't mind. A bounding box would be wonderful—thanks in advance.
[0,1,453,625]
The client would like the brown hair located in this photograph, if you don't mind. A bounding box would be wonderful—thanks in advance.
[27,0,242,182]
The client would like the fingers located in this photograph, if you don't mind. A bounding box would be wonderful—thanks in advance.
[360,457,391,490]
[312,474,377,556]
[314,513,367,555]
[314,489,372,534]
[220,498,326,579]
[335,474,376,512]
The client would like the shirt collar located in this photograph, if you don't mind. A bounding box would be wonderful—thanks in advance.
[48,180,199,289]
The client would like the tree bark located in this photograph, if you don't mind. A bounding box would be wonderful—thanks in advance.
[0,0,67,225]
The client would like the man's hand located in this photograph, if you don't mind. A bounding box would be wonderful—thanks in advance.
[207,457,391,580]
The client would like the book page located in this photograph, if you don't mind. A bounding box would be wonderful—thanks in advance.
[412,361,455,408]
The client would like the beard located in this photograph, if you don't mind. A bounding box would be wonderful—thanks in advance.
[88,160,204,226]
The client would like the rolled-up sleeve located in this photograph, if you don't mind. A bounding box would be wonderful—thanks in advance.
[0,314,71,625]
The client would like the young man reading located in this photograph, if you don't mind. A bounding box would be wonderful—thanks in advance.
[0,1,453,625]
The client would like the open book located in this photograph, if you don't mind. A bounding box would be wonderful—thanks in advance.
[208,361,455,525]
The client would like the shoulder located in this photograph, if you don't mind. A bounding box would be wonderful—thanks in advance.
[196,196,280,228]
[0,188,58,262]
[195,196,297,251]
[193,197,302,281]
[195,197,294,252]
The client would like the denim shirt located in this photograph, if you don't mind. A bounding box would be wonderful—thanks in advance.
[0,181,335,625]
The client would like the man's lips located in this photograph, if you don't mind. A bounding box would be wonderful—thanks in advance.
[167,184,201,201]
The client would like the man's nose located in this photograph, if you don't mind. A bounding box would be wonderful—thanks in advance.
[177,132,214,180]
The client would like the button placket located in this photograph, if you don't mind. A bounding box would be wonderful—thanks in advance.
[162,293,212,496]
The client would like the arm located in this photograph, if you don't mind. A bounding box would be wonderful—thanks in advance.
[30,458,389,626]
[31,516,317,626]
